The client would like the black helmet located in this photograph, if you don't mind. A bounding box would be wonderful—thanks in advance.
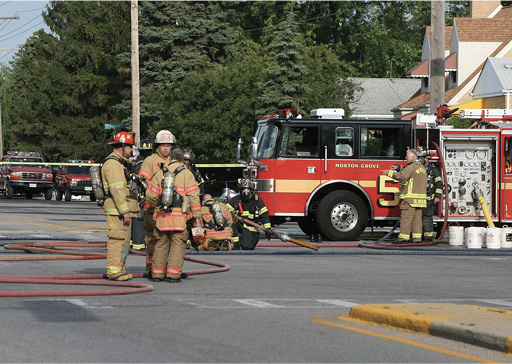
[138,139,153,150]
[183,148,196,163]
[417,146,430,158]
[238,178,254,190]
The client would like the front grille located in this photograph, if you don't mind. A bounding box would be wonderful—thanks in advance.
[77,180,92,187]
[21,172,44,180]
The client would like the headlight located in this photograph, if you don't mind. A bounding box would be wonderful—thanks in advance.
[10,171,22,177]
[45,173,53,179]
[71,179,78,186]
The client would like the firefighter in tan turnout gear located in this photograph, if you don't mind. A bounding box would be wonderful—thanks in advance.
[145,147,202,282]
[197,194,234,251]
[138,130,174,275]
[102,131,140,281]
[381,149,427,243]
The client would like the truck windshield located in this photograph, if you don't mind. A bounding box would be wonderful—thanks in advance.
[67,166,91,174]
[255,125,278,159]
[8,157,45,168]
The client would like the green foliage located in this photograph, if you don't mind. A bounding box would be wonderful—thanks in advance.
[445,115,474,129]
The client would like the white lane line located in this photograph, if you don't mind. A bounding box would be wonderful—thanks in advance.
[316,299,359,307]
[473,299,512,307]
[233,299,284,308]
[45,298,113,309]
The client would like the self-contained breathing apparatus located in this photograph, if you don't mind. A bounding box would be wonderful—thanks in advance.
[208,200,228,230]
[89,156,148,207]
[159,164,187,212]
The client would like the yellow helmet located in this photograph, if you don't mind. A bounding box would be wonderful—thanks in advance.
[154,130,177,144]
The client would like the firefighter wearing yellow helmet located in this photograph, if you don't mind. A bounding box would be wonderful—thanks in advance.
[102,131,140,281]
[138,130,176,275]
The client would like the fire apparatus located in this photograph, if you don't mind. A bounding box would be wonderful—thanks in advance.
[0,151,53,200]
[237,107,512,241]
[54,160,96,201]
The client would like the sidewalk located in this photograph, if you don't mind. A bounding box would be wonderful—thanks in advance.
[349,303,512,353]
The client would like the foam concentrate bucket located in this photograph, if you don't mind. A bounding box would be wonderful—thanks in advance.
[448,226,464,246]
[486,227,501,249]
[465,227,483,249]
[501,225,512,248]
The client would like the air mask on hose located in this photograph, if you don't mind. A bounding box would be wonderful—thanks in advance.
[89,166,105,205]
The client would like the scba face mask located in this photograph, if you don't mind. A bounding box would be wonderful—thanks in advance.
[241,188,253,201]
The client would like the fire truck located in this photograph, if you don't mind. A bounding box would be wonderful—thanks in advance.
[0,151,53,200]
[237,107,511,241]
[54,160,96,201]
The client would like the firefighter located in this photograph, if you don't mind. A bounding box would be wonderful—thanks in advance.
[381,149,427,243]
[227,178,271,250]
[418,147,444,242]
[197,194,234,251]
[145,148,202,282]
[138,130,175,275]
[130,139,153,251]
[101,131,140,281]
[183,148,205,200]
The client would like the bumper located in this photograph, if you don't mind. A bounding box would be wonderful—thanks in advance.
[68,185,94,195]
[10,181,52,192]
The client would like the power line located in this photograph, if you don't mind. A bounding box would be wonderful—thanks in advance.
[0,13,42,40]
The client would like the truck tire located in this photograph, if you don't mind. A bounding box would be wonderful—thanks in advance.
[297,217,317,236]
[90,193,96,202]
[316,191,368,241]
[44,189,53,200]
[6,184,13,199]
[55,188,63,201]
[64,187,72,201]
[26,192,33,199]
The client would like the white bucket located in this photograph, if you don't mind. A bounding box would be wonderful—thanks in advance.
[501,225,512,249]
[465,227,483,249]
[486,227,502,249]
[448,226,464,246]
[479,227,487,248]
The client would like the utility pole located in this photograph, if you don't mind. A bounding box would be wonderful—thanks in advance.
[131,0,140,146]
[0,13,21,158]
[430,1,445,114]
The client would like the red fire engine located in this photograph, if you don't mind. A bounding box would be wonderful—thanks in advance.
[0,151,53,200]
[237,107,512,241]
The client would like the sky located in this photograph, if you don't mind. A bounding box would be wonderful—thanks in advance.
[0,1,50,66]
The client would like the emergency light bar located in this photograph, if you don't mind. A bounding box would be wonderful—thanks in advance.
[310,108,345,119]
[67,160,95,163]
[7,151,41,157]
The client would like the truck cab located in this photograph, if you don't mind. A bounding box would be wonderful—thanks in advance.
[0,151,53,200]
[54,160,95,201]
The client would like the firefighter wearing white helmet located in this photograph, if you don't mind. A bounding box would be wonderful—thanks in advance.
[101,131,140,281]
[145,148,202,282]
[138,130,176,275]
[227,178,271,250]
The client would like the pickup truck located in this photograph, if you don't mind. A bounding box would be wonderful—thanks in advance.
[0,151,53,199]
[54,161,95,201]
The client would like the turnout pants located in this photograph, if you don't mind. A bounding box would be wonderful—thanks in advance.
[144,209,157,272]
[238,225,260,250]
[399,201,423,242]
[131,209,146,249]
[422,202,435,241]
[106,215,132,278]
[152,228,188,279]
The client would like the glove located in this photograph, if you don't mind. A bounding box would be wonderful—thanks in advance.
[264,228,273,240]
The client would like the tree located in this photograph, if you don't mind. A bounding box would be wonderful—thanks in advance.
[258,11,309,115]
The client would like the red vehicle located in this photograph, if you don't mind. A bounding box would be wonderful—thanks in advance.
[0,151,53,200]
[238,108,512,240]
[54,160,96,201]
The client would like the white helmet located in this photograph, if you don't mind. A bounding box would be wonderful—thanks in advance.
[154,130,176,144]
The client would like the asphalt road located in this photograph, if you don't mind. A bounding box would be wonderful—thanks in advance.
[0,196,511,363]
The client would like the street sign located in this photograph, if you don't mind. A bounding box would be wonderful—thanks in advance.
[104,123,124,129]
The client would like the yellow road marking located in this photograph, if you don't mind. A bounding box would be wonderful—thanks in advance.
[310,315,501,363]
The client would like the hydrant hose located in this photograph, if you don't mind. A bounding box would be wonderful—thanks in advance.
[473,182,495,228]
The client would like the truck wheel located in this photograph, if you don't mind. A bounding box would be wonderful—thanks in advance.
[316,191,368,241]
[6,184,13,199]
[55,188,63,201]
[64,187,71,201]
[44,189,53,200]
[26,192,33,199]
[90,193,96,202]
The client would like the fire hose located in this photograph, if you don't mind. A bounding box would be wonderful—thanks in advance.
[472,182,495,228]
[232,214,319,251]
[0,241,230,297]
[432,141,449,242]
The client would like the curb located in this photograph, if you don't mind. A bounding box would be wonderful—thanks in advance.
[349,304,512,353]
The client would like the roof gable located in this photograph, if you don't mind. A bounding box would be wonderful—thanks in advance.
[473,58,512,98]
[454,18,512,42]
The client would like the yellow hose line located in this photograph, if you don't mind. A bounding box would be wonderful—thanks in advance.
[478,195,495,228]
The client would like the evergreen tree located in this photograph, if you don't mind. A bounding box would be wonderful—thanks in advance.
[258,11,309,115]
